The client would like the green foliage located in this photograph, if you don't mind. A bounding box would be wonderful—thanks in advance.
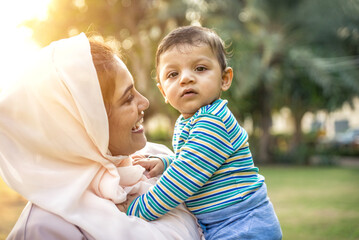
[147,127,172,142]
[23,0,359,163]
[202,0,359,162]
[24,0,192,119]
[271,132,319,165]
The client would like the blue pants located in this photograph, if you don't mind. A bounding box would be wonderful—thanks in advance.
[195,183,282,240]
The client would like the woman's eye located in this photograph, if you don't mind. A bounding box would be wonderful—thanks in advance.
[126,94,134,103]
[167,72,178,78]
[195,66,207,72]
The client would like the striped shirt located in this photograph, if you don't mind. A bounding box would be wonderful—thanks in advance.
[127,99,264,220]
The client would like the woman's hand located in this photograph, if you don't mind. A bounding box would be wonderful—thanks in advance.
[132,155,164,178]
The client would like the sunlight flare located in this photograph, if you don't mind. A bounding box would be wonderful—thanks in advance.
[0,0,52,89]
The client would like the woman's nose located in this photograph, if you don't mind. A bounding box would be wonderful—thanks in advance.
[138,93,150,111]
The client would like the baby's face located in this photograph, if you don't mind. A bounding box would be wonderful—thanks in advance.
[157,44,229,119]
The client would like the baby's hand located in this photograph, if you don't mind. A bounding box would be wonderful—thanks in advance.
[116,203,127,213]
[116,193,139,213]
[132,155,164,178]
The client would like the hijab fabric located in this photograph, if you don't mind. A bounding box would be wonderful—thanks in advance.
[0,33,200,239]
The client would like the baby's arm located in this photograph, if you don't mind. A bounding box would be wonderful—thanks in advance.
[127,115,233,221]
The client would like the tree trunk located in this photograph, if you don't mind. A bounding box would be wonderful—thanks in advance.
[289,110,310,164]
[259,115,272,163]
[290,110,304,152]
[258,82,272,163]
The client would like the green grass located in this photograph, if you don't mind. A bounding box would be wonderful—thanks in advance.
[261,166,359,240]
[1,166,359,240]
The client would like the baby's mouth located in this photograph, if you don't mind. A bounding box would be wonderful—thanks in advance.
[132,118,144,132]
[181,88,197,97]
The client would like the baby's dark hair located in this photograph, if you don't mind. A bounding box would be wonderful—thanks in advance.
[155,26,229,81]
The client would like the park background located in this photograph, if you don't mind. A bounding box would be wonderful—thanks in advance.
[0,0,359,239]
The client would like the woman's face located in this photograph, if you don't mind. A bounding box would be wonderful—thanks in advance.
[107,57,149,156]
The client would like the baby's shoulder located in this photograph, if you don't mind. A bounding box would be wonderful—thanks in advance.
[197,99,229,118]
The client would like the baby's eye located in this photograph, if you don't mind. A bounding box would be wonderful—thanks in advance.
[167,72,178,78]
[195,66,207,72]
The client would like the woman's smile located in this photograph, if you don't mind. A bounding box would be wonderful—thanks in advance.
[108,58,149,156]
[132,118,144,133]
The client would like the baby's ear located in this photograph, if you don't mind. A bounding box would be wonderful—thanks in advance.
[156,83,166,97]
[156,83,168,103]
[221,67,233,91]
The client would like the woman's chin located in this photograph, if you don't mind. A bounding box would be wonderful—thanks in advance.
[109,136,147,156]
[132,135,147,153]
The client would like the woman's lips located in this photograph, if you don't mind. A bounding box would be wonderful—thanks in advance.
[132,118,144,133]
[132,124,144,133]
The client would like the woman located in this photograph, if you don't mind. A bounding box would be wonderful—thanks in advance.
[0,33,201,239]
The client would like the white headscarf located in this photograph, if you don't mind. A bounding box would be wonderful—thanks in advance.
[0,33,200,239]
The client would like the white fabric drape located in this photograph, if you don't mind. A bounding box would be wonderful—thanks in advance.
[0,33,200,239]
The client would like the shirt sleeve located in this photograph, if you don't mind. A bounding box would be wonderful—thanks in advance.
[157,155,174,170]
[127,114,234,220]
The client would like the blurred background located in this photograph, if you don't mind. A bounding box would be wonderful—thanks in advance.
[1,0,359,239]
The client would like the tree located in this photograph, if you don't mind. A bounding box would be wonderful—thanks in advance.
[201,0,302,162]
[202,0,359,162]
[24,0,191,118]
[24,0,359,162]
[275,0,359,156]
